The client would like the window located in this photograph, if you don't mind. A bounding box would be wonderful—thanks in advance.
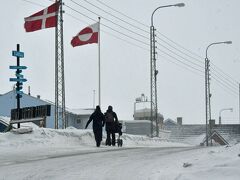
[77,118,81,124]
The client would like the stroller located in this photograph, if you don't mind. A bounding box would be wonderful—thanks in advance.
[114,122,123,147]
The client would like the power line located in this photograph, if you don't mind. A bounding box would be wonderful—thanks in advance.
[70,0,149,42]
[21,0,45,7]
[211,72,239,94]
[95,0,149,28]
[212,78,238,97]
[70,0,239,91]
[156,42,204,70]
[158,54,204,78]
[66,12,149,52]
[65,4,150,46]
[156,48,204,74]
[79,0,149,34]
[93,0,239,88]
[21,0,240,96]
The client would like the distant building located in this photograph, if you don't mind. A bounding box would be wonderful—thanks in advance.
[0,90,93,129]
[164,118,178,126]
[68,108,94,129]
[121,120,151,136]
[133,108,164,123]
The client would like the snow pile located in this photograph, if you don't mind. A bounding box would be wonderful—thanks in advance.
[0,127,240,179]
[0,127,189,150]
[154,144,240,180]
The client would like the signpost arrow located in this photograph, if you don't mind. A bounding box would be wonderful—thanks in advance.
[12,51,24,58]
[16,91,23,95]
[9,78,27,82]
[9,66,27,70]
[15,73,24,78]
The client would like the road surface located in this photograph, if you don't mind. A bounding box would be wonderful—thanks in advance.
[0,146,200,180]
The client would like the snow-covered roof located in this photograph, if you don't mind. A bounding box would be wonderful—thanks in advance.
[164,118,178,125]
[69,108,94,115]
[121,120,151,123]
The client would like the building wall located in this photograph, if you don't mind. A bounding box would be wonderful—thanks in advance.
[67,114,90,129]
[122,120,151,136]
[0,91,80,129]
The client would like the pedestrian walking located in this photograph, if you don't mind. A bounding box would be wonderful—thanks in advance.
[104,105,118,146]
[85,106,105,147]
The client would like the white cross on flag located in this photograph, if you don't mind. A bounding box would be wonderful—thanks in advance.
[24,2,59,32]
[71,22,99,47]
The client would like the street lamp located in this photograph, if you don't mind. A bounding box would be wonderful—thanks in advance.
[150,3,185,138]
[219,108,233,125]
[205,41,232,146]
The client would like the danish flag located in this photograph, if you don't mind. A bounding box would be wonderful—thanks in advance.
[24,2,60,32]
[71,22,99,47]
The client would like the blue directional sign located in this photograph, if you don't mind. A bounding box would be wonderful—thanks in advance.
[15,73,24,78]
[16,91,23,95]
[9,78,27,82]
[12,51,24,58]
[16,95,22,98]
[9,66,27,70]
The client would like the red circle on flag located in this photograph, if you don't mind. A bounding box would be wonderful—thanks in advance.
[78,27,93,42]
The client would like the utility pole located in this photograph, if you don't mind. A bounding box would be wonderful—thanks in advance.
[150,24,158,137]
[205,56,210,146]
[55,0,66,129]
[150,3,184,137]
[205,41,232,146]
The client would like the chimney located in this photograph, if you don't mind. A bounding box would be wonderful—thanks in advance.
[37,95,40,99]
[177,117,182,125]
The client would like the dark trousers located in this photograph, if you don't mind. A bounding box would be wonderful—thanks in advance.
[93,129,102,147]
[106,131,115,146]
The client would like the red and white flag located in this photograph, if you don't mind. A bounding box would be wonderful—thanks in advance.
[71,22,99,47]
[24,2,59,32]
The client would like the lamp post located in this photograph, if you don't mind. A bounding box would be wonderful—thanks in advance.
[219,108,233,125]
[205,41,232,146]
[150,3,184,137]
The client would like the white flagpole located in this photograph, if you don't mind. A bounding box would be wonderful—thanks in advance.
[98,17,101,107]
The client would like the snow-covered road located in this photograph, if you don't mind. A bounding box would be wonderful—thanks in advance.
[0,146,198,180]
[1,126,240,180]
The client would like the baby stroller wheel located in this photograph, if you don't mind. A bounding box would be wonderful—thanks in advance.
[117,138,123,147]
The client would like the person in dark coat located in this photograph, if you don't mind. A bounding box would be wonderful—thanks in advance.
[85,106,105,147]
[104,105,118,146]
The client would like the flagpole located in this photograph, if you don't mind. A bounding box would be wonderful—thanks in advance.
[98,17,101,107]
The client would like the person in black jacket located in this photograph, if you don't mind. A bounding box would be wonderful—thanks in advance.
[85,106,105,147]
[104,105,118,146]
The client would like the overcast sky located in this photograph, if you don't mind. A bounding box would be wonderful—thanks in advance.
[1,0,240,124]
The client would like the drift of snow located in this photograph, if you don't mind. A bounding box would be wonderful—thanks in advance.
[0,125,240,179]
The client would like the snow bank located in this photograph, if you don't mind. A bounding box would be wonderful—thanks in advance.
[154,144,240,180]
[0,127,189,150]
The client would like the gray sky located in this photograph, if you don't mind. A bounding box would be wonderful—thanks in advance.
[1,0,240,124]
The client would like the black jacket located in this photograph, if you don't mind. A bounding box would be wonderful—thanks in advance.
[85,110,105,131]
[104,110,118,132]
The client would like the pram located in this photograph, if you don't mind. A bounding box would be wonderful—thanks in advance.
[114,122,123,147]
